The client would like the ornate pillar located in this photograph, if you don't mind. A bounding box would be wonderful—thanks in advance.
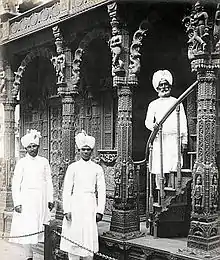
[0,47,17,220]
[51,25,78,206]
[183,2,220,252]
[104,2,143,239]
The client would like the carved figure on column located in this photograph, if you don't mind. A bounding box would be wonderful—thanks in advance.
[193,174,203,214]
[109,19,124,76]
[213,4,220,52]
[210,174,218,214]
[182,2,209,59]
[51,26,66,85]
[114,167,121,199]
[12,65,25,99]
[72,48,84,86]
[128,162,134,198]
[0,70,6,94]
[192,2,209,41]
[107,3,125,77]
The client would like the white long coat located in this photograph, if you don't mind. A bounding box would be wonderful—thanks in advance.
[60,159,106,257]
[9,154,53,244]
[145,96,188,174]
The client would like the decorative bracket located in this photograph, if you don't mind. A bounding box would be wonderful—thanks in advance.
[128,19,149,85]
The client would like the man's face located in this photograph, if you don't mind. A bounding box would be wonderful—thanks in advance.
[157,79,171,97]
[80,145,93,161]
[26,143,39,157]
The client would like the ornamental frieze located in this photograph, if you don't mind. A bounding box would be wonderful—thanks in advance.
[0,0,111,44]
[70,0,109,14]
[9,3,60,39]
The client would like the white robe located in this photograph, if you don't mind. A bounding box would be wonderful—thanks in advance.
[9,154,53,244]
[145,96,188,174]
[60,159,106,257]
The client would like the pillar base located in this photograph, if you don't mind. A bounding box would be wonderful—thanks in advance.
[103,208,145,240]
[187,220,220,251]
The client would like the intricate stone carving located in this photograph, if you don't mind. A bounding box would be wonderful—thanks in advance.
[0,70,6,95]
[12,65,25,99]
[72,48,84,86]
[213,4,220,52]
[183,2,220,60]
[183,2,209,59]
[51,26,66,85]
[70,0,108,15]
[128,20,148,84]
[9,2,60,39]
[98,150,117,166]
[184,3,220,251]
[107,2,125,77]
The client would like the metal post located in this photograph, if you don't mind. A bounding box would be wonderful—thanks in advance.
[44,224,52,260]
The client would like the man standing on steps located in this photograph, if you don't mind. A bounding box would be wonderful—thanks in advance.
[9,129,54,260]
[145,69,188,190]
[60,130,106,260]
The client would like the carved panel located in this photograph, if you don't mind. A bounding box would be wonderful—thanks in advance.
[70,0,108,15]
[49,105,63,201]
[9,2,60,40]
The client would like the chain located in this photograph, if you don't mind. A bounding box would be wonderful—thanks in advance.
[53,230,118,260]
[1,230,44,239]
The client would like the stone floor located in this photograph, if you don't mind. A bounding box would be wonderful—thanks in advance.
[0,239,43,260]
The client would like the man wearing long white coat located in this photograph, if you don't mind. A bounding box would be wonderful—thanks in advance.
[145,70,188,189]
[60,131,106,260]
[9,129,54,260]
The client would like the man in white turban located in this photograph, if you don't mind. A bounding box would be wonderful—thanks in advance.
[9,129,54,260]
[145,70,188,190]
[60,130,106,260]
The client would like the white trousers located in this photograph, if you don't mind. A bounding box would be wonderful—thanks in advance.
[23,244,33,259]
[68,253,93,260]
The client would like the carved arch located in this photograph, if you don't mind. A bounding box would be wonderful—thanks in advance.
[12,48,56,99]
[72,28,111,86]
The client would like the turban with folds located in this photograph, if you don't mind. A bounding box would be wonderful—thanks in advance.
[75,130,95,149]
[21,129,42,148]
[152,70,173,91]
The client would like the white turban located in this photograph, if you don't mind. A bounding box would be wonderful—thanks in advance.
[152,70,173,91]
[21,129,41,148]
[75,130,95,149]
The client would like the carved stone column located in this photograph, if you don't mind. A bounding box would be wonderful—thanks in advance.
[0,49,17,230]
[183,2,220,252]
[104,2,143,239]
[52,25,78,208]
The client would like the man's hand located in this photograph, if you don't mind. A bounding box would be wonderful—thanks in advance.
[96,213,103,222]
[65,212,72,221]
[48,202,54,211]
[14,205,22,213]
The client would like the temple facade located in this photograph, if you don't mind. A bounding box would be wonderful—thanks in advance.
[0,0,220,259]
